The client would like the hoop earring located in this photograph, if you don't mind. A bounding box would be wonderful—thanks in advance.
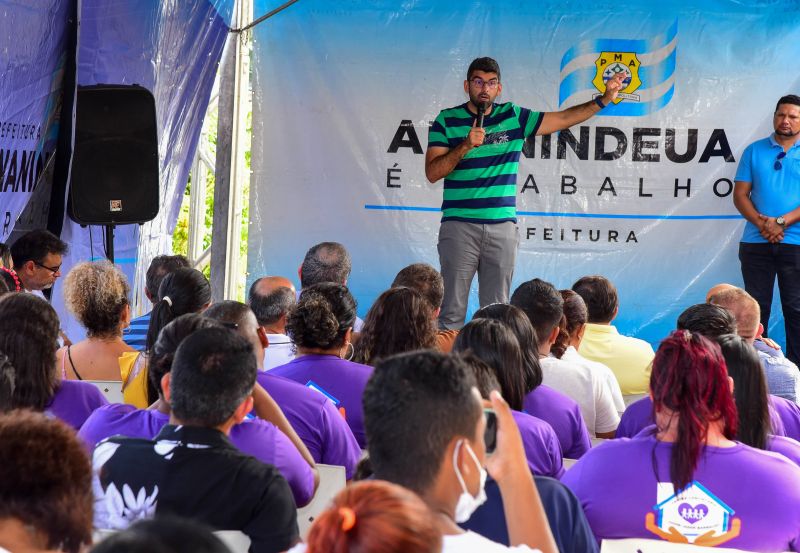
[340,342,354,361]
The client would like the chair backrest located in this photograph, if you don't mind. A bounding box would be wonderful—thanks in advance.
[590,437,608,448]
[88,380,124,403]
[562,457,578,470]
[214,530,252,553]
[623,393,647,407]
[297,463,347,539]
[600,538,769,553]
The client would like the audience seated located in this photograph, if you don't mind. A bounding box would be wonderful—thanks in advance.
[123,255,190,351]
[92,328,299,553]
[122,267,212,408]
[9,229,68,293]
[551,290,625,414]
[616,303,737,438]
[473,303,591,459]
[271,283,372,447]
[0,410,93,553]
[0,293,106,429]
[717,334,800,465]
[352,286,438,365]
[299,242,363,331]
[710,287,800,404]
[563,331,800,550]
[58,261,135,382]
[572,275,653,396]
[248,275,297,370]
[289,480,442,553]
[90,517,232,553]
[364,350,558,553]
[453,324,564,478]
[511,279,619,438]
[391,263,458,352]
[80,312,317,507]
[204,300,362,477]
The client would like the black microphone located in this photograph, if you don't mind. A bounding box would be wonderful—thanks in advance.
[477,102,487,128]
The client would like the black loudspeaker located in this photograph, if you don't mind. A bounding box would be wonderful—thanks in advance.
[68,84,159,225]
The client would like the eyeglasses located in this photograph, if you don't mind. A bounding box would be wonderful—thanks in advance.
[34,260,62,275]
[469,77,499,90]
[775,151,787,171]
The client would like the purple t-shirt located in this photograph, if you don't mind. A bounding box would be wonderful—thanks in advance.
[768,435,800,466]
[524,384,591,459]
[618,396,793,440]
[258,372,361,478]
[78,404,315,506]
[45,380,108,430]
[563,435,800,550]
[270,354,373,448]
[511,410,564,479]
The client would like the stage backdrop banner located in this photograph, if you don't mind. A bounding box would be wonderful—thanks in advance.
[248,0,800,347]
[51,0,233,343]
[0,0,71,242]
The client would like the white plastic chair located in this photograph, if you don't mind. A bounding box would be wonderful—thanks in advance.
[88,380,124,403]
[214,530,252,553]
[297,463,347,539]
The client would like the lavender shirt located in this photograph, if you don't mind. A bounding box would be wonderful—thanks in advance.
[563,435,800,550]
[258,372,361,478]
[512,410,564,479]
[617,396,794,440]
[524,385,591,459]
[78,404,315,506]
[46,380,108,430]
[271,354,373,447]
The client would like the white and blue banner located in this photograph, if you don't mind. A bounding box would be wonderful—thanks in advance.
[248,0,800,347]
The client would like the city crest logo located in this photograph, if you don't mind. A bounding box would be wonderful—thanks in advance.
[593,52,641,104]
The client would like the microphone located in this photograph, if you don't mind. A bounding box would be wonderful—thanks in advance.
[477,102,487,128]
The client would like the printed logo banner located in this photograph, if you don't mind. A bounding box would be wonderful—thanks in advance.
[248,0,800,346]
[0,0,71,241]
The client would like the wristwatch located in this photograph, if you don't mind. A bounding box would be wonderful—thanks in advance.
[776,216,787,227]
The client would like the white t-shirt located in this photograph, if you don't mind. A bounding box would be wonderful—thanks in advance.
[540,354,620,435]
[263,333,295,371]
[287,531,541,553]
[561,346,626,415]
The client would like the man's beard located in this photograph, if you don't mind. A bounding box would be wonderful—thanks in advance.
[776,127,800,137]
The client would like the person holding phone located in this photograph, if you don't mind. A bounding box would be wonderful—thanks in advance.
[363,350,558,553]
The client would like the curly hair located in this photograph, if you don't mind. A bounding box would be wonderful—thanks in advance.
[63,261,130,338]
[0,294,59,409]
[307,480,441,553]
[353,287,437,366]
[286,283,357,350]
[0,409,93,553]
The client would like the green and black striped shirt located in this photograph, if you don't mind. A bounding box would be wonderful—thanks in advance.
[428,102,542,223]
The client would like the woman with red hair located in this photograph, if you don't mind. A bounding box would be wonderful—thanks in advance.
[563,330,800,551]
[288,480,441,553]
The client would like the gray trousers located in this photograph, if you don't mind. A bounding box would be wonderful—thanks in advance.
[437,220,519,329]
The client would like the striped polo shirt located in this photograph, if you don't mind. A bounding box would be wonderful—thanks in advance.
[428,101,542,223]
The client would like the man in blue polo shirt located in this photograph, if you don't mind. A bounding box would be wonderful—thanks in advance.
[123,255,189,350]
[734,94,800,366]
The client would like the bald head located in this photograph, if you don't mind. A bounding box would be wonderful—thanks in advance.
[204,300,266,369]
[248,276,297,331]
[709,288,760,344]
[706,283,737,303]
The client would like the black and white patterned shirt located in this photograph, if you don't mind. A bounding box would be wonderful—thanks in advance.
[92,424,299,553]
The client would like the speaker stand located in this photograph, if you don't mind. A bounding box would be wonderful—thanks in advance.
[104,224,115,263]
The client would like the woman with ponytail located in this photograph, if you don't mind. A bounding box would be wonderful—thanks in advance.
[271,282,373,447]
[563,330,800,550]
[120,267,211,407]
[290,480,441,553]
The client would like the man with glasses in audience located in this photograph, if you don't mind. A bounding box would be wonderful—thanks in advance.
[425,57,626,330]
[734,94,800,366]
[9,229,67,293]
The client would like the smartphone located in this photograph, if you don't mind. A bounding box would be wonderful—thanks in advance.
[483,408,498,454]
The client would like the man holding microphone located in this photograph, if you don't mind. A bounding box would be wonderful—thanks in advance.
[426,56,625,329]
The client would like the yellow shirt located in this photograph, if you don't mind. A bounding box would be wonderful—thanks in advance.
[119,351,150,408]
[578,323,654,396]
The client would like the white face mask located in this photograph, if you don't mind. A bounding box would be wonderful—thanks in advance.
[452,439,488,523]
